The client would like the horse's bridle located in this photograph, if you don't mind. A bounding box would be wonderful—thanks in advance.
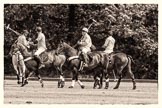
[57,42,64,54]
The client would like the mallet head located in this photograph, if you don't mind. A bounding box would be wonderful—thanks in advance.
[6,24,10,30]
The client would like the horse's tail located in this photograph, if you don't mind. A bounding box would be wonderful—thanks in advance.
[127,55,135,65]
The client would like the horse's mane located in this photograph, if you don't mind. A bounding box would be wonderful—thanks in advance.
[64,42,74,49]
[63,42,78,55]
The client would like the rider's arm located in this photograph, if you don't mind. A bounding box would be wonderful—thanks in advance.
[36,33,42,42]
[102,37,110,49]
[22,36,30,48]
[78,35,90,46]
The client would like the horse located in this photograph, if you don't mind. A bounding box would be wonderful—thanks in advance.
[9,42,66,88]
[94,52,136,90]
[9,43,26,86]
[56,41,104,89]
[56,41,136,89]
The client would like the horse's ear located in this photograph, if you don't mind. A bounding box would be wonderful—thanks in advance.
[60,39,64,43]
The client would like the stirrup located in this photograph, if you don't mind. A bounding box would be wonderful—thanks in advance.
[78,66,83,72]
[38,64,45,69]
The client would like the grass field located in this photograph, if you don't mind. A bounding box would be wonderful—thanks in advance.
[4,79,158,104]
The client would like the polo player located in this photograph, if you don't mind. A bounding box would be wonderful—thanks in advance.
[102,30,115,53]
[77,27,92,72]
[34,26,47,69]
[17,30,30,48]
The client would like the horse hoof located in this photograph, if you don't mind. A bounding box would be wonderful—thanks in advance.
[58,83,61,88]
[61,81,65,88]
[69,86,74,88]
[133,86,136,90]
[98,86,102,89]
[113,87,118,89]
[21,84,25,87]
[104,87,108,89]
[60,84,64,88]
[17,81,21,84]
[81,85,85,89]
[41,84,44,88]
[24,81,28,85]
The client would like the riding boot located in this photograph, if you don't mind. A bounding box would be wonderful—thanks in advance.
[34,55,45,69]
[78,61,84,72]
[82,53,88,65]
[78,53,87,72]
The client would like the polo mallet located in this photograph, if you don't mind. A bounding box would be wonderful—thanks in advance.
[87,19,98,30]
[5,24,21,36]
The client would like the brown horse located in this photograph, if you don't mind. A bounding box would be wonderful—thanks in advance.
[94,52,136,90]
[56,41,104,89]
[56,41,136,89]
[9,42,66,87]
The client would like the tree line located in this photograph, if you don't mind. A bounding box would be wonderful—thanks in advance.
[4,4,158,79]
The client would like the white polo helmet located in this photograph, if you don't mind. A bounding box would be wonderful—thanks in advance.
[82,27,88,33]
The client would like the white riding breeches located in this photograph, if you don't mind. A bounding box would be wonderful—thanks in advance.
[103,49,113,53]
[34,48,46,56]
[80,47,91,54]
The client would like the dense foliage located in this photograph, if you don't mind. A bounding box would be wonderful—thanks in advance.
[4,4,158,79]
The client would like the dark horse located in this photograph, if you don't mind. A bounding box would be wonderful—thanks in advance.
[57,41,136,89]
[56,41,104,89]
[10,42,66,87]
[94,52,136,89]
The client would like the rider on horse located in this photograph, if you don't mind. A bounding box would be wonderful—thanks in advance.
[33,26,47,69]
[17,30,30,49]
[10,29,30,57]
[77,27,92,72]
[102,30,115,54]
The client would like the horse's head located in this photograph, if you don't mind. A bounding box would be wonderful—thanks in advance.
[56,40,66,55]
[56,40,77,56]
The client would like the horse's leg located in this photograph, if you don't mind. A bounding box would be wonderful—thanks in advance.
[18,66,24,87]
[59,66,65,88]
[55,67,61,88]
[69,70,76,88]
[76,74,85,89]
[56,66,65,88]
[105,73,110,89]
[127,57,136,90]
[18,60,26,87]
[113,74,122,89]
[24,70,34,85]
[69,67,85,89]
[69,68,77,88]
[18,66,22,85]
[12,56,20,84]
[98,71,104,89]
[93,74,99,89]
[35,70,44,88]
[113,68,123,89]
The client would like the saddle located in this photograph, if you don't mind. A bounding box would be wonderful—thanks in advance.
[100,52,113,67]
[79,52,94,64]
